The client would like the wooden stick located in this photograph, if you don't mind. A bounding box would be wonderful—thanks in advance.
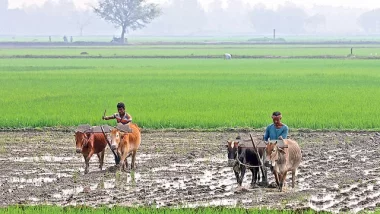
[250,134,263,166]
[250,134,267,182]
[100,125,120,164]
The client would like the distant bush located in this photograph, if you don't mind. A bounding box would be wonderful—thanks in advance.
[247,37,286,43]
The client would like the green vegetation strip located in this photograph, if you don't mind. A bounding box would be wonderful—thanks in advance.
[1,58,380,130]
[0,206,325,214]
[1,46,380,57]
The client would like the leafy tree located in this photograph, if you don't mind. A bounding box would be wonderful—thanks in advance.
[305,14,326,33]
[71,10,93,36]
[94,0,161,43]
[249,3,307,34]
[358,9,380,33]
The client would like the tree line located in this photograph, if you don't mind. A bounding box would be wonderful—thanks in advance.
[0,0,380,41]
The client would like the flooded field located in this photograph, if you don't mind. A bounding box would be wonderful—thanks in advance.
[0,130,379,212]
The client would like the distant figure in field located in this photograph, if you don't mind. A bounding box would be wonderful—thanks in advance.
[70,36,73,43]
[63,35,68,43]
[103,102,133,125]
[224,53,232,60]
[49,36,51,42]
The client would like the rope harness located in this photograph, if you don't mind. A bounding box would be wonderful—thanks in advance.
[234,147,262,169]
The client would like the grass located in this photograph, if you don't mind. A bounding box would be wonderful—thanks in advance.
[1,45,380,57]
[1,53,380,130]
[0,205,326,214]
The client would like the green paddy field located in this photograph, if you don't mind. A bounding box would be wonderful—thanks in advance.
[0,45,379,130]
[2,38,380,213]
[0,45,380,57]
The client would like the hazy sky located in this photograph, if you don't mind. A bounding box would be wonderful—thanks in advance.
[8,0,380,10]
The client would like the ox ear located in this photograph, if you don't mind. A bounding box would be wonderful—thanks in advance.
[233,141,239,148]
[226,141,232,148]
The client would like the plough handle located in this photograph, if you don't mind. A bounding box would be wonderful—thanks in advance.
[250,134,267,182]
[100,125,120,165]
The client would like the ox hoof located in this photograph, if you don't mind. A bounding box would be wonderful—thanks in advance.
[234,186,248,194]
[279,186,287,192]
[250,183,259,189]
[267,182,278,189]
[258,181,269,187]
[122,165,129,172]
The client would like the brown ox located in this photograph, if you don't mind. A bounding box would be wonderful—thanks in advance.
[75,132,108,174]
[110,123,141,171]
[265,139,302,192]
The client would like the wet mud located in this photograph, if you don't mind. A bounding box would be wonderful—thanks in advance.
[0,130,379,212]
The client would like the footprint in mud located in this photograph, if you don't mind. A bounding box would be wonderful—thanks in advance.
[105,165,119,173]
[234,186,250,194]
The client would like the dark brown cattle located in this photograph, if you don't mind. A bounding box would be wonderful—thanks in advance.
[226,140,267,187]
[265,139,302,192]
[110,123,141,171]
[75,132,108,174]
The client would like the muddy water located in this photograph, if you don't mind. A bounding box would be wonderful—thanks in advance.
[0,130,379,212]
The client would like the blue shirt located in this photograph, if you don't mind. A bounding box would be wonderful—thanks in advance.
[264,124,288,141]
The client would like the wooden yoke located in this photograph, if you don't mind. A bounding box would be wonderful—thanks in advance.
[75,124,91,133]
[267,140,288,148]
[116,123,133,133]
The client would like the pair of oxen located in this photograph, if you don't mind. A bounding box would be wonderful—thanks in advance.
[226,138,302,192]
[74,123,141,174]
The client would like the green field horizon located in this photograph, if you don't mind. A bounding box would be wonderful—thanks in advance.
[1,45,380,58]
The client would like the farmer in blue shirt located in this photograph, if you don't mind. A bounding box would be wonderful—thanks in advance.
[260,111,288,188]
[264,111,288,142]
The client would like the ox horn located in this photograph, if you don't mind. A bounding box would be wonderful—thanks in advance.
[277,147,286,154]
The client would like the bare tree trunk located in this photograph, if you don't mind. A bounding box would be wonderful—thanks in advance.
[120,31,125,44]
[120,25,127,44]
